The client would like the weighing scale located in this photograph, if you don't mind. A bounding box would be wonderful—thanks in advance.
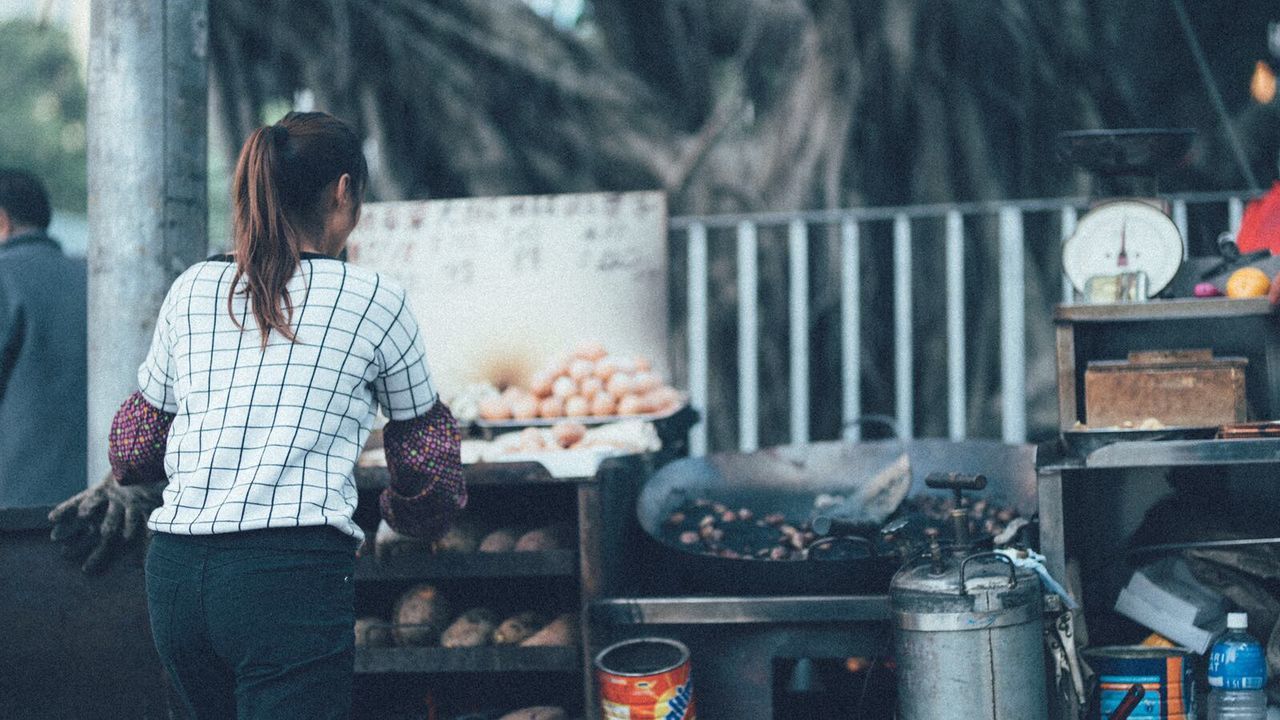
[1057,128,1196,303]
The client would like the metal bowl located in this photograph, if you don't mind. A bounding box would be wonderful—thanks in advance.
[1056,128,1196,176]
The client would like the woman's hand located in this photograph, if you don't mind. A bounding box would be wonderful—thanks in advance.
[47,472,165,573]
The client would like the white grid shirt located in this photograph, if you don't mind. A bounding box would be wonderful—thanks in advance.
[137,254,437,541]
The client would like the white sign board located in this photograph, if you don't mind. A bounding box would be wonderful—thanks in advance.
[346,191,669,397]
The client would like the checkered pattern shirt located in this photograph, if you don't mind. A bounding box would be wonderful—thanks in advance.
[137,253,437,541]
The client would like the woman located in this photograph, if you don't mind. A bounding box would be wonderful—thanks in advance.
[107,111,464,719]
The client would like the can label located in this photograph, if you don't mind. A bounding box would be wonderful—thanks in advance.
[601,671,696,717]
[1085,646,1196,720]
[596,639,696,720]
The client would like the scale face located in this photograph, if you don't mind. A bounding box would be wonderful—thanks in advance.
[1062,199,1184,298]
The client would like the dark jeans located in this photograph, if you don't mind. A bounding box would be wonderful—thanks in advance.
[145,526,358,720]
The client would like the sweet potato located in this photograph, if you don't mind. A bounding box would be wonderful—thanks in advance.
[492,611,547,645]
[514,523,572,552]
[354,616,393,648]
[392,584,452,646]
[433,516,489,554]
[519,613,578,647]
[478,528,520,553]
[440,608,499,648]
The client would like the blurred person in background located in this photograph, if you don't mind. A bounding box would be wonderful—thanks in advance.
[0,168,86,508]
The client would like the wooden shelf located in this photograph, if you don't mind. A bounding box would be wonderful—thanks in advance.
[355,550,578,581]
[354,646,579,674]
[1054,297,1275,323]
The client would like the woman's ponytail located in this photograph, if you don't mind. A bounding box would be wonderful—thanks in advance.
[227,112,366,347]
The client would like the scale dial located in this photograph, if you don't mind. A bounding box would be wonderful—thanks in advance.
[1062,200,1183,297]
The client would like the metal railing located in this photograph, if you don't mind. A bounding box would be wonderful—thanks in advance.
[674,191,1257,456]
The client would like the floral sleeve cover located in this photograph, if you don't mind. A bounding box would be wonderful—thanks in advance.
[379,401,467,540]
[108,391,175,485]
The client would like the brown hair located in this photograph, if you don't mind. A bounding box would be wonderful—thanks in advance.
[229,111,368,346]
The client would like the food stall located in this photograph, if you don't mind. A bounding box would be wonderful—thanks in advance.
[340,190,1064,719]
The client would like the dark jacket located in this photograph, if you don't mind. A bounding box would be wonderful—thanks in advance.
[0,231,87,507]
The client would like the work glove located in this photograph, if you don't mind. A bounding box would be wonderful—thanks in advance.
[47,472,165,573]
[372,518,434,563]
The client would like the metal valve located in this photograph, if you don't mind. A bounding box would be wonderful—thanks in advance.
[924,527,944,575]
[925,472,987,549]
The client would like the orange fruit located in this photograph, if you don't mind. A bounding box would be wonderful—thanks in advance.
[1226,267,1271,298]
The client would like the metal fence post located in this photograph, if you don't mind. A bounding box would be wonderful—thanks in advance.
[893,214,913,439]
[788,220,809,445]
[737,221,759,452]
[998,207,1027,443]
[687,223,709,456]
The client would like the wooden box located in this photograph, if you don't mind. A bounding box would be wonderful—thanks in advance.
[1083,349,1247,428]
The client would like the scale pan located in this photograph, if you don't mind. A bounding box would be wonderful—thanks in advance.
[1057,128,1196,176]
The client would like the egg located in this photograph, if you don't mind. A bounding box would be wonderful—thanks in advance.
[617,394,646,415]
[632,371,661,394]
[551,421,588,448]
[533,355,569,379]
[590,392,617,417]
[551,376,577,399]
[517,427,545,451]
[579,376,604,397]
[538,396,565,418]
[511,394,538,420]
[593,356,620,380]
[528,372,556,399]
[573,341,608,362]
[568,359,595,381]
[477,397,512,421]
[606,373,634,398]
[563,395,590,418]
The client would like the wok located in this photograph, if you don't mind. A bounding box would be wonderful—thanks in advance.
[636,439,1038,595]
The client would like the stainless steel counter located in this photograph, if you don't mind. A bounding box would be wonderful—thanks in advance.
[1040,437,1280,471]
[591,595,892,625]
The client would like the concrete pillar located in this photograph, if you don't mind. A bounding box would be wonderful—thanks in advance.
[86,0,208,484]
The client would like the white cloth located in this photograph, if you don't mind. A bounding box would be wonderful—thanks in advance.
[138,255,436,541]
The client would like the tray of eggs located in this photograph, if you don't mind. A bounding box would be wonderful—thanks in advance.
[474,342,685,429]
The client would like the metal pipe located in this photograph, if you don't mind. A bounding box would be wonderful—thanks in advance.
[788,220,809,445]
[667,190,1260,231]
[893,214,913,440]
[1172,199,1189,259]
[737,221,759,452]
[1060,205,1077,304]
[841,219,861,441]
[686,223,709,456]
[1128,536,1280,556]
[87,0,208,483]
[999,208,1026,443]
[945,210,965,441]
[1229,197,1245,234]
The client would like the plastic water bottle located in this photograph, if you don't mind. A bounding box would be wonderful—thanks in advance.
[1208,612,1268,720]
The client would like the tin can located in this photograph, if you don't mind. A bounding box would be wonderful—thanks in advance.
[595,637,695,720]
[1083,646,1196,719]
